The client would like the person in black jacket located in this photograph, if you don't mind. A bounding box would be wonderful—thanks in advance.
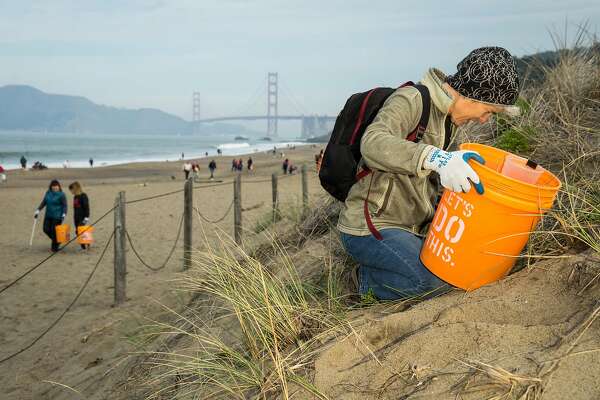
[282,158,289,174]
[68,181,90,250]
[208,159,217,180]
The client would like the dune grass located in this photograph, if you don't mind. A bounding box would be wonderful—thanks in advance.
[140,222,350,399]
[452,360,542,400]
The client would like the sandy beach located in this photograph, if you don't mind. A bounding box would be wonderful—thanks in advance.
[0,144,326,400]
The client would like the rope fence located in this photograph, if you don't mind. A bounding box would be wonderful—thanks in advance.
[194,200,235,224]
[126,188,185,205]
[194,180,233,190]
[125,212,185,272]
[192,170,299,189]
[0,163,313,364]
[243,171,299,184]
[0,231,115,365]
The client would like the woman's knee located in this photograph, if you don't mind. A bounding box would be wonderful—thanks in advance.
[368,231,435,292]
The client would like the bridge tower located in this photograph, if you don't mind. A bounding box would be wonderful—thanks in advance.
[267,72,278,137]
[192,91,201,134]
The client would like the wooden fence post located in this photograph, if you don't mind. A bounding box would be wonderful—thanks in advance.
[234,174,242,245]
[183,178,193,270]
[301,164,308,215]
[271,173,278,221]
[113,191,127,305]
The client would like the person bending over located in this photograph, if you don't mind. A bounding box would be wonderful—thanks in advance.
[338,47,520,300]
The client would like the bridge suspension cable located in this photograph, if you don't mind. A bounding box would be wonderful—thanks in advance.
[280,80,311,116]
[227,75,268,118]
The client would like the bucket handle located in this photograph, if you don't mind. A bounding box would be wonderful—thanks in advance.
[463,152,486,195]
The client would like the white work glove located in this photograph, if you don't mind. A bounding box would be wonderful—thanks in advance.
[423,148,485,194]
[83,217,90,225]
[61,213,66,223]
[34,209,40,219]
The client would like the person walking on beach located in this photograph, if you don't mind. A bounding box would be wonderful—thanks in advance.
[89,158,94,168]
[0,165,6,184]
[282,158,289,174]
[34,179,67,252]
[20,155,27,170]
[247,157,254,173]
[237,158,243,172]
[191,162,200,181]
[231,159,237,172]
[209,159,217,180]
[68,181,90,250]
[332,46,520,300]
[183,161,192,180]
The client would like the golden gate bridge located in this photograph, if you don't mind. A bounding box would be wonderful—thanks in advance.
[192,72,336,139]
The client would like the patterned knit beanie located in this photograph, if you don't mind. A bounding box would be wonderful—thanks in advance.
[446,46,520,107]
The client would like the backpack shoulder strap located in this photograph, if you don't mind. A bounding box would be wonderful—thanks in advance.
[362,83,432,241]
[406,84,431,143]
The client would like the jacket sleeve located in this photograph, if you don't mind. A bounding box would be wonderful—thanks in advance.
[37,194,47,211]
[82,194,90,219]
[61,193,67,216]
[360,88,435,177]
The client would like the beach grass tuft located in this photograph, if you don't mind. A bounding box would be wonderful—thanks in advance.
[141,226,349,399]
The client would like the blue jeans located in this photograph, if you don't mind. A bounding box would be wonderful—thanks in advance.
[340,229,450,300]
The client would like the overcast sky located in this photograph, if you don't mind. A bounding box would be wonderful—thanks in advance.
[1,0,598,121]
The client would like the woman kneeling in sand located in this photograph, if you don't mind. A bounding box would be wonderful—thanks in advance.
[338,47,521,300]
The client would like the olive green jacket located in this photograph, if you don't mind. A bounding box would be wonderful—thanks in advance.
[337,68,457,236]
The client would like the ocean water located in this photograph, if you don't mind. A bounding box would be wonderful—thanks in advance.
[0,130,306,170]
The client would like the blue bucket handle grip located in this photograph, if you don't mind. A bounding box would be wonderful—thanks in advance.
[462,152,486,195]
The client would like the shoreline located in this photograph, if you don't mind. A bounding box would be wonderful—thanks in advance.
[0,143,325,189]
[2,141,324,171]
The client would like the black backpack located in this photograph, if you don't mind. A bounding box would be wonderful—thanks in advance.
[319,82,431,202]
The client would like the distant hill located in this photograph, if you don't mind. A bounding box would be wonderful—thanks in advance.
[0,85,255,135]
[515,43,600,86]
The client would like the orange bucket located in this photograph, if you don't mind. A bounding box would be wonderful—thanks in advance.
[420,143,561,290]
[77,225,94,245]
[55,224,71,244]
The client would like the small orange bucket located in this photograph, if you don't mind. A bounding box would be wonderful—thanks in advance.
[420,143,561,290]
[55,224,71,244]
[77,226,94,245]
